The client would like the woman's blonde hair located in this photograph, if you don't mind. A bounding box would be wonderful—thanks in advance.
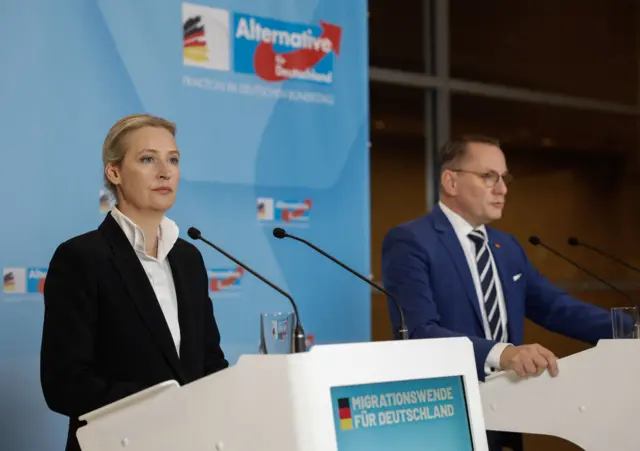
[102,114,177,195]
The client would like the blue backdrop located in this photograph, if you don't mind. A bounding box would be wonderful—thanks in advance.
[0,1,369,449]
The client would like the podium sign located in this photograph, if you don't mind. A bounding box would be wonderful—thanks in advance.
[330,375,474,450]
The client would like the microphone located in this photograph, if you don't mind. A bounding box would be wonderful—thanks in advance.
[272,227,409,340]
[568,236,640,275]
[187,227,306,353]
[528,236,632,302]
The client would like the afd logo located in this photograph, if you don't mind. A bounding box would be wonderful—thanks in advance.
[3,267,47,294]
[207,267,244,295]
[182,2,342,85]
[257,198,312,223]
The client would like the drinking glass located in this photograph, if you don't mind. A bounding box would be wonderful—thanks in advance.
[611,306,639,339]
[258,311,295,354]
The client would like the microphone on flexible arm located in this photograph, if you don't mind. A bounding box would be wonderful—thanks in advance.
[528,235,634,304]
[568,236,640,275]
[272,227,410,340]
[187,227,306,353]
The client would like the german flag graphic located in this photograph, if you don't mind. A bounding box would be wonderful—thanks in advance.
[183,15,208,62]
[338,398,353,430]
[3,272,15,292]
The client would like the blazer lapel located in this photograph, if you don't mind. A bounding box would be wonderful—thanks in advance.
[431,206,484,327]
[167,248,197,380]
[99,214,186,383]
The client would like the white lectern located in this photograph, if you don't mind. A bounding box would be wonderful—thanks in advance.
[76,337,488,451]
[481,339,640,450]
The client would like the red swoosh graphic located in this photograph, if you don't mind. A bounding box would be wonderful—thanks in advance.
[254,22,342,82]
[282,199,312,222]
[210,267,244,291]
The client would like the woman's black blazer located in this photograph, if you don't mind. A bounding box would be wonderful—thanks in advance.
[40,212,229,451]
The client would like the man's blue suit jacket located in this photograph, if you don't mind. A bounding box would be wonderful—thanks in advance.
[382,204,613,380]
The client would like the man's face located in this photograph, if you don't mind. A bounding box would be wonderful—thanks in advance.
[444,143,509,226]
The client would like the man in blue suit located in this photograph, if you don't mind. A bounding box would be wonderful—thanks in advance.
[381,135,613,451]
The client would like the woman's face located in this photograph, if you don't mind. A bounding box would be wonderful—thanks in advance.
[106,126,180,214]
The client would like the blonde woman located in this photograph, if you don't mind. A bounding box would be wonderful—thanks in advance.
[40,114,228,451]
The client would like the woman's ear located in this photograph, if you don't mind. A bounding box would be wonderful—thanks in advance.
[105,163,121,187]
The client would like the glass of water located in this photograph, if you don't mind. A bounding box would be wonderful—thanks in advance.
[258,311,295,354]
[611,306,639,339]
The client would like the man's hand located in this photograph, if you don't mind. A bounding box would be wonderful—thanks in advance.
[499,344,559,378]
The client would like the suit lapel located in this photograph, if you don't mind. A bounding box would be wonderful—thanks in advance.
[167,248,197,380]
[432,206,484,327]
[486,231,515,339]
[99,213,186,383]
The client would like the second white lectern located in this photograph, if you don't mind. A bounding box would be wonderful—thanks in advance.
[481,339,640,450]
[76,337,488,451]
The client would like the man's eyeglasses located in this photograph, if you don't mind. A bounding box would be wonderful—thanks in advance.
[451,169,513,187]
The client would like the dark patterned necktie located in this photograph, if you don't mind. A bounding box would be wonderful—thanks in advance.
[468,229,505,342]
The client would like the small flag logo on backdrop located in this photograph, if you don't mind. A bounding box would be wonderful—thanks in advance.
[183,15,208,63]
[182,3,230,71]
[2,268,26,294]
[257,197,274,221]
[338,398,353,430]
[3,271,15,292]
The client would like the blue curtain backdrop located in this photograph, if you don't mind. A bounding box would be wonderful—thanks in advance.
[0,0,369,449]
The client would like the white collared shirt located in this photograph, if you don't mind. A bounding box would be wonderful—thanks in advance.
[439,201,511,373]
[110,206,182,356]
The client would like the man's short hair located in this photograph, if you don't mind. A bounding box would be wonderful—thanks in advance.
[439,135,501,171]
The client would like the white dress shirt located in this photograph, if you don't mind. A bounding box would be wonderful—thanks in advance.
[439,202,511,373]
[110,206,182,356]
